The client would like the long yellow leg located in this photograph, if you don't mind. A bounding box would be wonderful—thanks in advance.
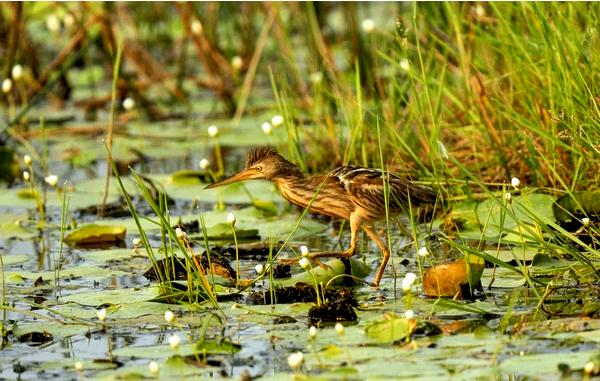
[307,213,361,260]
[362,225,390,287]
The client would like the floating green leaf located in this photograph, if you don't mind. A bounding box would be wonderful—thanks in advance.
[365,314,416,343]
[64,224,126,245]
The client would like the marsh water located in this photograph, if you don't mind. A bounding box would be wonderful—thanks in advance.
[1,117,599,381]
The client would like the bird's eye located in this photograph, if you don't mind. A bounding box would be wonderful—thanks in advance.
[256,166,263,171]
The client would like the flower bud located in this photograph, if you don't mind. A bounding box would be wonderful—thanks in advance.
[208,125,219,137]
[122,97,135,111]
[361,18,375,33]
[168,334,181,350]
[299,257,310,269]
[199,158,209,170]
[226,212,236,226]
[164,310,175,323]
[148,361,159,376]
[231,56,243,71]
[287,352,304,370]
[97,308,107,321]
[511,177,520,189]
[11,65,23,81]
[45,175,58,187]
[261,122,272,135]
[271,115,284,127]
[2,78,12,94]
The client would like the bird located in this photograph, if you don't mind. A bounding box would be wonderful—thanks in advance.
[205,147,438,287]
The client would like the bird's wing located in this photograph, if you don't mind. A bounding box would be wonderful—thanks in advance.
[328,166,437,217]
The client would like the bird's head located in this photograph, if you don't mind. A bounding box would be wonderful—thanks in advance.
[205,147,300,189]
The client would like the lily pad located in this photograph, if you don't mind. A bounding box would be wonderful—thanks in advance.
[60,286,160,306]
[169,169,211,185]
[64,224,126,245]
[553,191,600,228]
[475,193,555,237]
[275,258,371,288]
[364,313,417,343]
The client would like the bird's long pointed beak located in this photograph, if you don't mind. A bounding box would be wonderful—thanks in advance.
[204,169,257,189]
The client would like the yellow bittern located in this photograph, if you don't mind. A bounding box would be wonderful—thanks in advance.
[205,147,437,287]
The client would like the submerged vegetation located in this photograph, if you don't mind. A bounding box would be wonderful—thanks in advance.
[1,2,599,380]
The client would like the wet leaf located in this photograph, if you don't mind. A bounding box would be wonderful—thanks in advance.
[194,338,241,354]
[169,169,211,185]
[252,199,278,216]
[61,287,160,306]
[423,256,484,298]
[64,224,126,245]
[202,222,259,240]
[475,193,555,237]
[484,248,537,263]
[275,258,371,288]
[553,191,600,228]
[364,313,417,343]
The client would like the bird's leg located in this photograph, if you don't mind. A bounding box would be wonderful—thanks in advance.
[362,225,390,288]
[281,214,360,269]
[307,213,360,261]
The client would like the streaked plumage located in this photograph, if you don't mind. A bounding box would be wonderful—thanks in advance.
[205,147,437,287]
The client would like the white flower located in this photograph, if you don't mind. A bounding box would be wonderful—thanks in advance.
[226,212,236,226]
[208,125,219,137]
[74,361,83,371]
[299,245,309,257]
[97,308,107,321]
[361,18,375,33]
[44,175,58,187]
[191,19,203,35]
[287,351,304,370]
[132,238,141,247]
[404,310,415,320]
[309,326,317,339]
[23,171,30,182]
[505,192,512,203]
[231,303,238,310]
[511,177,520,189]
[63,13,75,28]
[255,264,264,275]
[271,115,284,127]
[402,272,417,292]
[400,58,410,72]
[23,154,32,166]
[122,97,135,111]
[2,78,12,94]
[46,14,61,32]
[299,257,310,269]
[11,65,23,81]
[168,334,181,350]
[582,217,591,227]
[261,122,272,135]
[231,56,243,71]
[474,4,486,17]
[584,360,599,375]
[309,71,323,84]
[199,158,210,170]
[164,310,175,323]
[148,361,159,376]
[417,247,429,257]
[175,227,186,239]
[335,322,345,335]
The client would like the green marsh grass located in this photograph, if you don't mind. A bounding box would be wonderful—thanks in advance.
[107,147,221,311]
